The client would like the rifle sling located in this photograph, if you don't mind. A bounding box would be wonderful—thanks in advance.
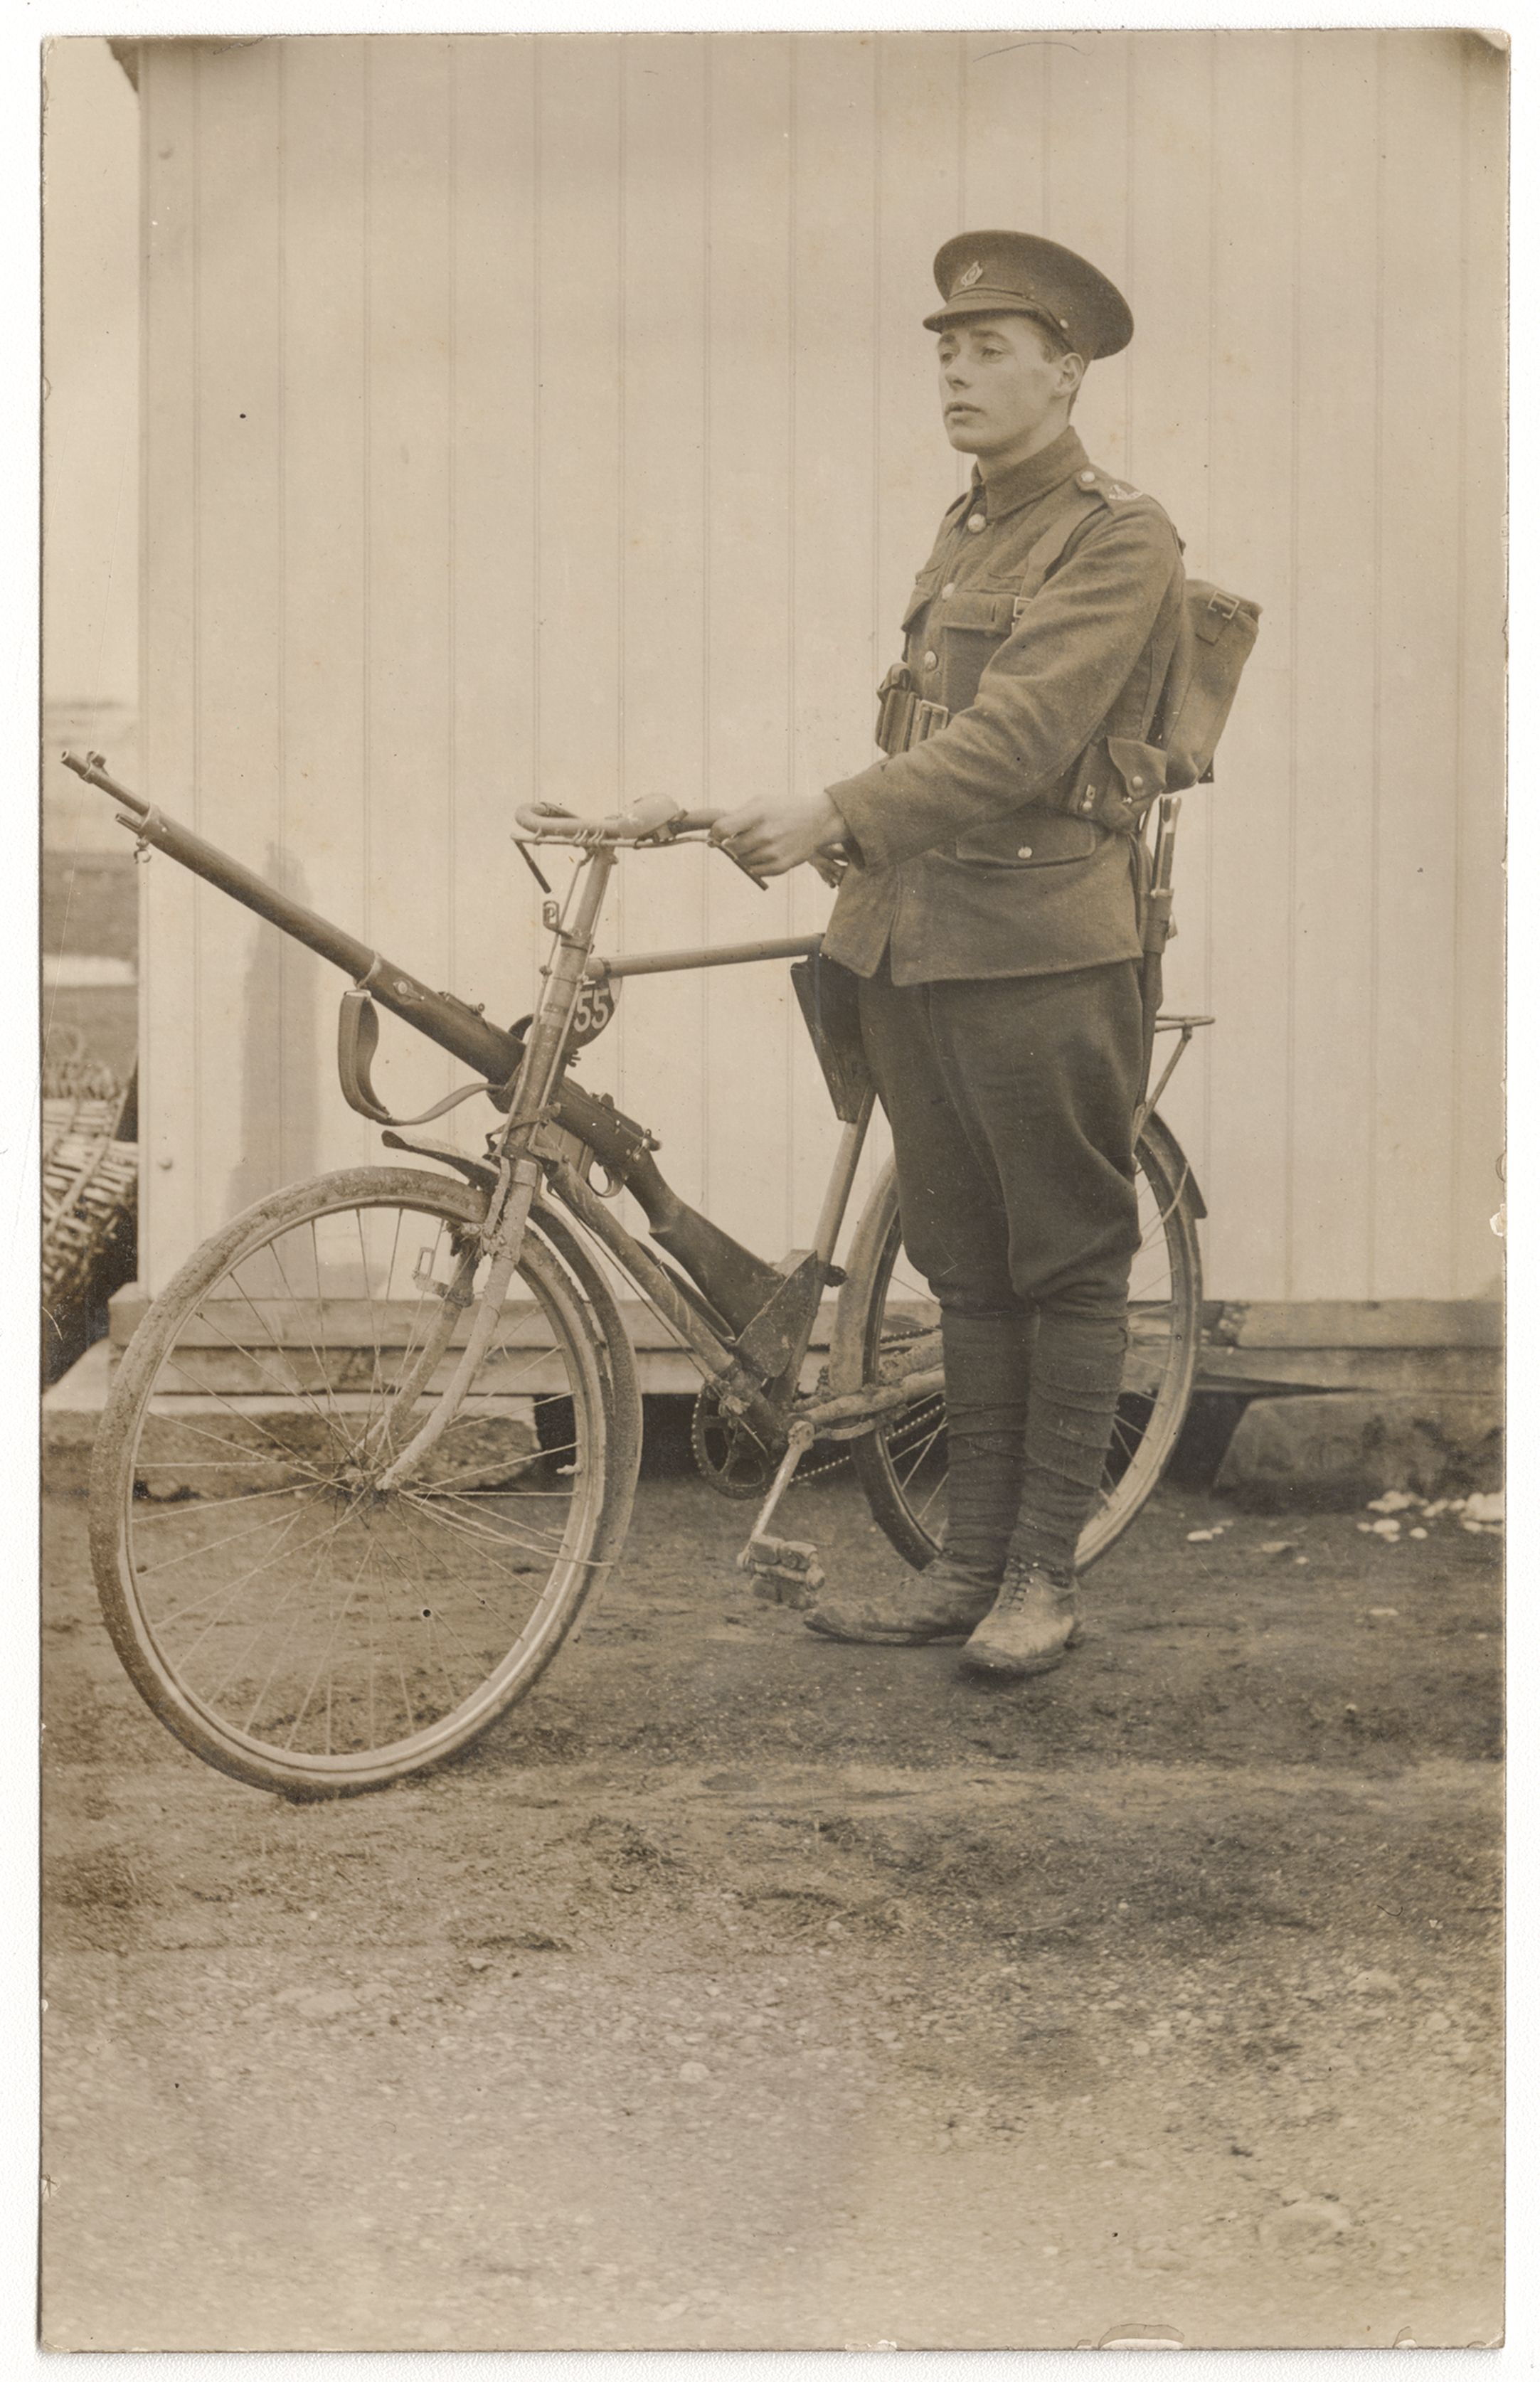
[336,987,498,1129]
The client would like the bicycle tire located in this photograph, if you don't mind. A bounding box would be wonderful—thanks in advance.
[832,1112,1203,1575]
[88,1166,639,1797]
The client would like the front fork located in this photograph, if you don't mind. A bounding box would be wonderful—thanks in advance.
[371,847,617,1489]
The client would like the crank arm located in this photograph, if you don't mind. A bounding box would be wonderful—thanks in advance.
[736,1421,825,1608]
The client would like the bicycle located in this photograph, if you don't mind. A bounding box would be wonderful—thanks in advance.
[62,752,1208,1798]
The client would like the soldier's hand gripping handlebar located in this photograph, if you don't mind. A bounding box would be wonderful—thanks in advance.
[512,797,770,886]
[708,790,850,884]
[512,797,715,841]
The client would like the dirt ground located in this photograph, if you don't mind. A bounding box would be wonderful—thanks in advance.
[41,1455,1502,2351]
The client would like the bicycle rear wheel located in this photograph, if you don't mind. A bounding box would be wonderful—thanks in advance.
[834,1112,1202,1575]
[89,1167,636,1797]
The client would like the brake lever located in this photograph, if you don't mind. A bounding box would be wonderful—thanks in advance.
[719,846,770,893]
[513,840,553,895]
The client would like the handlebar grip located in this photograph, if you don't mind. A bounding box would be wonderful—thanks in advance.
[514,802,582,834]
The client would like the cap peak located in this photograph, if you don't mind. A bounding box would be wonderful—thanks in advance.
[924,230,1132,361]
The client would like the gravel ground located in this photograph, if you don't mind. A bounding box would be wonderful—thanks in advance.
[41,1465,1502,2350]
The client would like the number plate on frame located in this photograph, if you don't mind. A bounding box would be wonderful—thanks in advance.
[570,972,620,1049]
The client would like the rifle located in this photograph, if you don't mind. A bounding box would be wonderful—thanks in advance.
[59,751,785,1336]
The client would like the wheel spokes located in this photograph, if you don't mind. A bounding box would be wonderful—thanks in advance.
[864,1136,1192,1563]
[120,1194,595,1765]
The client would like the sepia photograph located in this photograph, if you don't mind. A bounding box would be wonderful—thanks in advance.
[38,21,1506,2351]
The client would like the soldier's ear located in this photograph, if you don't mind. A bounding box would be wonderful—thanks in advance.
[1059,350,1088,400]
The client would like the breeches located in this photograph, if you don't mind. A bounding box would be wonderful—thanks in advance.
[856,957,1143,1323]
[856,957,1145,1584]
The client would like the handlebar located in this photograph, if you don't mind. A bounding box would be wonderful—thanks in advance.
[512,797,724,844]
[511,796,846,893]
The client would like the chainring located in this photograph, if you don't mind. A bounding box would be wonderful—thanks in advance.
[689,1388,780,1501]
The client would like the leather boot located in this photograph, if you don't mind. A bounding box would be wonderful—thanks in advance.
[959,1563,1081,1676]
[804,1556,1000,1646]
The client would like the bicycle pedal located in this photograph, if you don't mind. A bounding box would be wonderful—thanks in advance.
[736,1535,826,1610]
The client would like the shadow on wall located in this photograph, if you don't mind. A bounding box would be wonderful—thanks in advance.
[224,844,321,1221]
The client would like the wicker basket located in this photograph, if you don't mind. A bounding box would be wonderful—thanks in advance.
[42,1095,138,1370]
[41,1024,126,1107]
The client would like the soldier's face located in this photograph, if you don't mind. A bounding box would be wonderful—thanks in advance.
[936,316,1078,462]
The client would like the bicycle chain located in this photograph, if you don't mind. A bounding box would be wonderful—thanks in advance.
[689,1377,946,1497]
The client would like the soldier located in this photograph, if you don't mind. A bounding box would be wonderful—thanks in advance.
[713,230,1185,1677]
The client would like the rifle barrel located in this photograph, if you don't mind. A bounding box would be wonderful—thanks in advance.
[60,751,786,1328]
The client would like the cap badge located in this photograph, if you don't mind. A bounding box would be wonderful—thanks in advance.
[954,260,984,293]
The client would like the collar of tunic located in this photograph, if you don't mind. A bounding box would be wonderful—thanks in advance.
[967,425,1090,522]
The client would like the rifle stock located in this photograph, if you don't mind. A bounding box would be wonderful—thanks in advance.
[61,752,784,1335]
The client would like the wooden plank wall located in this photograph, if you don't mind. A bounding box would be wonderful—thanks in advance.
[137,29,1507,1306]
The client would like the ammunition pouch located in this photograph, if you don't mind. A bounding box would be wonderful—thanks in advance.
[1061,735,1171,834]
[876,664,950,757]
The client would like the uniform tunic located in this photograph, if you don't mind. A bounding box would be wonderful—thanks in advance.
[822,424,1184,985]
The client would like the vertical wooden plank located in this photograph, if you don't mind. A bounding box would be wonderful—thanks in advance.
[862,31,964,1236]
[1119,36,1219,1240]
[1371,31,1465,1295]
[278,36,371,1192]
[873,33,960,755]
[1039,33,1132,480]
[1198,31,1298,1302]
[139,44,201,1289]
[1287,30,1381,1299]
[701,34,795,1255]
[961,33,1048,235]
[524,36,628,1211]
[1121,32,1216,563]
[785,33,880,1248]
[1453,33,1507,1298]
[449,36,542,1079]
[609,36,710,1209]
[184,44,287,1234]
[361,38,456,1127]
[533,37,622,828]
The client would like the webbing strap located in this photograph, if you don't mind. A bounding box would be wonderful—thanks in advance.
[336,987,498,1127]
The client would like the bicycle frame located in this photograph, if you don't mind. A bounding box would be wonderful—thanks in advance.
[464,829,884,1466]
[57,755,913,1480]
[59,753,1206,1540]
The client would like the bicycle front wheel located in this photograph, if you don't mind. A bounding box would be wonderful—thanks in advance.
[88,1167,635,1797]
[834,1112,1203,1575]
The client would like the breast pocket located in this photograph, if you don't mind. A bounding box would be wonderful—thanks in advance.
[931,586,1017,711]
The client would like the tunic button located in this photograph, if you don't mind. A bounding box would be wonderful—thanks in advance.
[941,583,955,598]
[923,650,938,670]
[1130,775,1144,789]
[967,514,985,532]
[1017,846,1033,860]
[1078,469,1096,486]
